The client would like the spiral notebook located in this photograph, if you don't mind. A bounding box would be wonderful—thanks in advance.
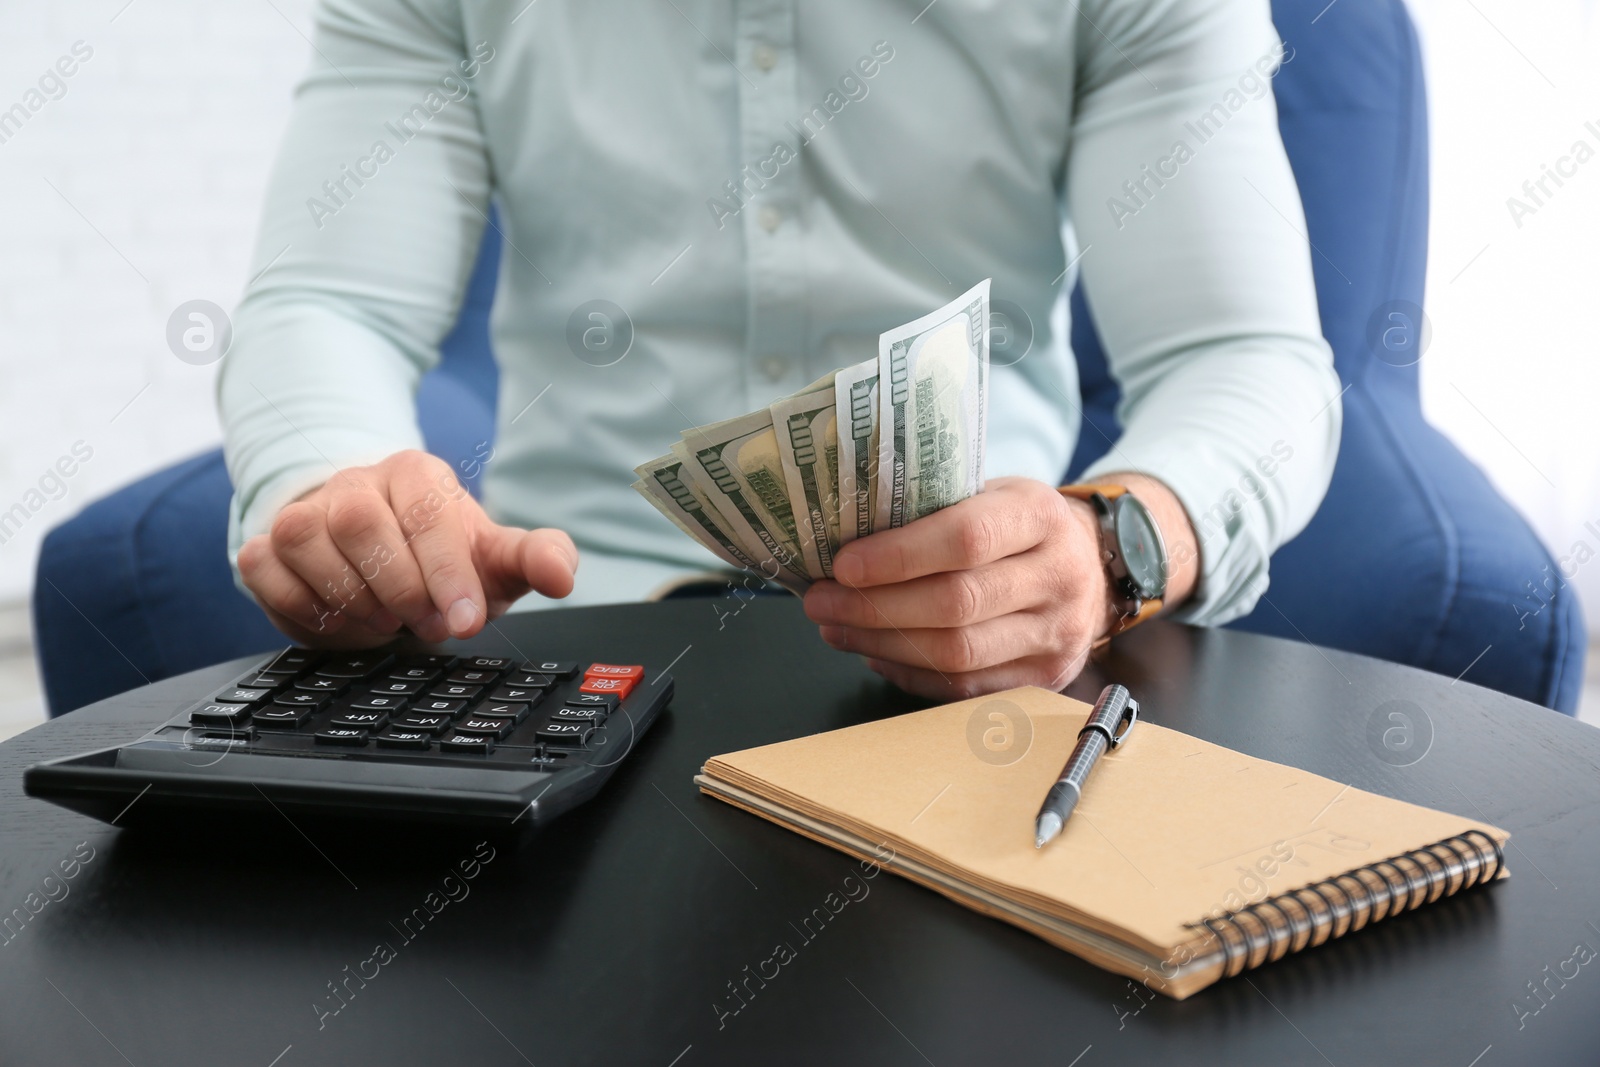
[695,686,1509,999]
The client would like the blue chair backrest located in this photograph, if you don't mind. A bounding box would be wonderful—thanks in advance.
[1070,0,1429,475]
[433,222,503,410]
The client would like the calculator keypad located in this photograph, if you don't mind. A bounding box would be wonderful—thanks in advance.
[180,649,653,765]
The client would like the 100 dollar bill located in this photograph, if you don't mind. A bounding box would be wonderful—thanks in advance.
[633,459,759,573]
[632,459,807,594]
[876,279,990,529]
[833,358,880,546]
[770,386,840,578]
[634,279,993,592]
[671,414,811,587]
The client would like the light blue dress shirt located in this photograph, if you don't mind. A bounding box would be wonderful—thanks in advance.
[221,0,1341,623]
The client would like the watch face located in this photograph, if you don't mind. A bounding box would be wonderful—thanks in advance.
[1113,494,1168,600]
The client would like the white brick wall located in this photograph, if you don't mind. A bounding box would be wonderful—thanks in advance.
[0,0,313,601]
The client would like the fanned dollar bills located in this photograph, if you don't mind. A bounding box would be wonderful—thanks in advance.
[634,280,990,591]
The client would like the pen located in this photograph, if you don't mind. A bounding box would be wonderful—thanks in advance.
[1034,684,1139,849]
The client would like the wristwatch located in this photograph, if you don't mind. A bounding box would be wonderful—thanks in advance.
[1058,484,1168,640]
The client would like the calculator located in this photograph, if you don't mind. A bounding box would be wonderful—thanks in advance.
[24,647,676,834]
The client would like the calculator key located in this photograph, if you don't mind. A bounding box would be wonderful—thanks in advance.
[464,657,513,671]
[349,693,410,713]
[330,711,389,730]
[314,728,370,747]
[252,706,311,728]
[398,653,456,670]
[579,676,635,698]
[375,729,432,751]
[536,721,592,745]
[480,700,538,720]
[294,677,347,693]
[505,672,557,689]
[315,653,393,678]
[413,698,468,716]
[523,660,578,677]
[584,663,645,682]
[550,705,605,723]
[238,673,291,690]
[565,693,619,712]
[191,702,252,727]
[429,684,482,700]
[388,666,441,684]
[454,718,515,739]
[440,733,495,754]
[215,686,272,705]
[475,703,530,724]
[266,649,316,673]
[273,691,330,710]
[397,714,454,735]
[490,685,545,703]
[446,668,500,685]
[369,680,421,696]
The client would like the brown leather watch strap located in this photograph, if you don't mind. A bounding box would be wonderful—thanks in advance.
[1090,598,1163,650]
[1058,483,1127,503]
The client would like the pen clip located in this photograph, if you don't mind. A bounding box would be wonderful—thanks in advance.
[1109,697,1139,749]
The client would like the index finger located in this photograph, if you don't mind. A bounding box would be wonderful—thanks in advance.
[390,465,486,637]
[831,481,1063,587]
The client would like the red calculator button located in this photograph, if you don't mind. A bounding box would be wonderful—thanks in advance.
[584,663,645,681]
[579,676,635,698]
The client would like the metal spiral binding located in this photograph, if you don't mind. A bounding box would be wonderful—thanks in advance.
[1195,830,1504,979]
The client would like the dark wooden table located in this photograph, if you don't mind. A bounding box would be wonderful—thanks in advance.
[2,599,1596,1065]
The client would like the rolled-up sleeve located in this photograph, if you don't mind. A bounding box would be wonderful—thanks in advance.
[218,0,491,588]
[1065,0,1342,624]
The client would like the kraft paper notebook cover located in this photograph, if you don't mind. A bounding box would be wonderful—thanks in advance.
[695,686,1509,999]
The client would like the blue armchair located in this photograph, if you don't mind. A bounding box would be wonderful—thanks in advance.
[1067,0,1584,712]
[35,0,1585,716]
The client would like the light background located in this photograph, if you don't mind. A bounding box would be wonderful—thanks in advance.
[0,0,1594,732]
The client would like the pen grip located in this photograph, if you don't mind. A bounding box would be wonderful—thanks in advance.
[1059,728,1109,791]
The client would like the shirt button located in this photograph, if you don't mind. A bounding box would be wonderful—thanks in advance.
[761,356,788,381]
[753,43,778,72]
[758,206,782,233]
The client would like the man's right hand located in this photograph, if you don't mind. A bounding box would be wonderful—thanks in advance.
[237,450,578,648]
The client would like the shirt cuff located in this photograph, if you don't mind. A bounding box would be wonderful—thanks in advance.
[1079,441,1275,627]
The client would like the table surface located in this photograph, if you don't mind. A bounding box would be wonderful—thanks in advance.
[2,599,1597,1066]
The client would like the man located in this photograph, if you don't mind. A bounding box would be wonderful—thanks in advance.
[223,0,1340,700]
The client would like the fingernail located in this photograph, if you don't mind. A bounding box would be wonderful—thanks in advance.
[833,554,864,587]
[446,598,480,636]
